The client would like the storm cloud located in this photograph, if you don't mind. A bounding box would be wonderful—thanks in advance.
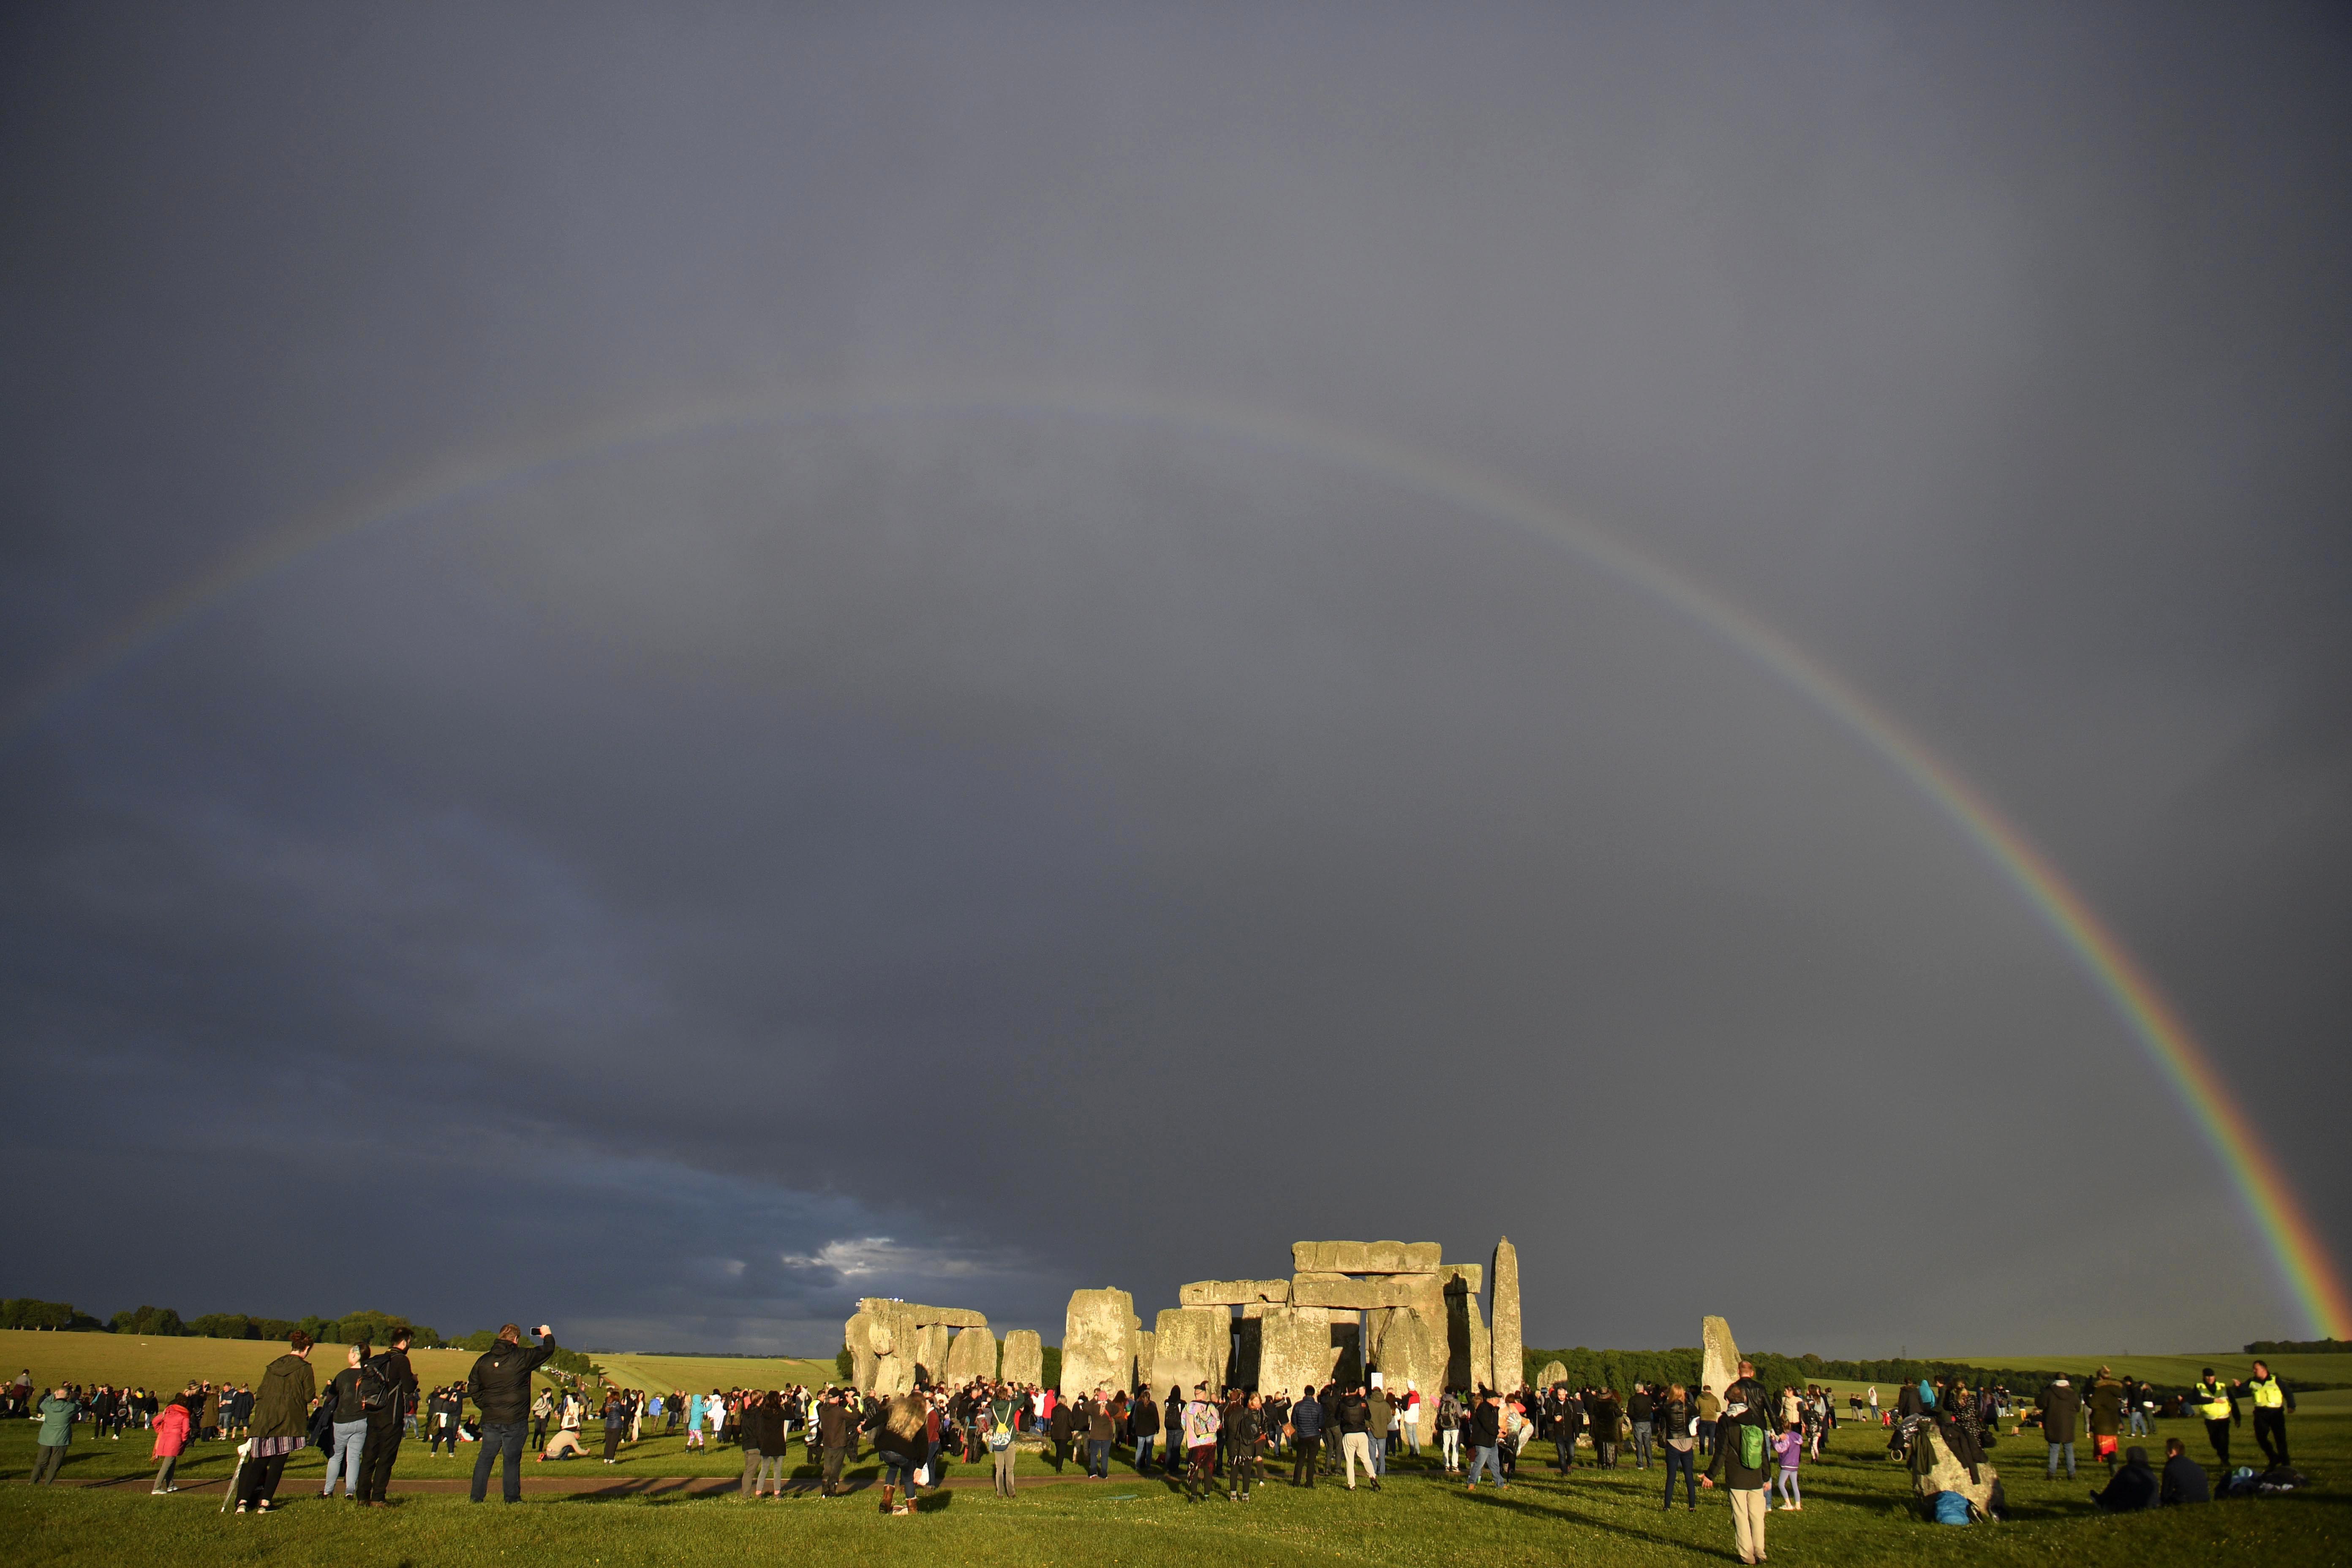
[3,1,2346,1357]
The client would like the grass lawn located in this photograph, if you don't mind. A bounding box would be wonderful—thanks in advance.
[0,1329,495,1396]
[4,1397,2341,1565]
[591,1353,836,1393]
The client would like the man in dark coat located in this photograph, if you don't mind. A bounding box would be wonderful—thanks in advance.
[2160,1437,2210,1504]
[354,1328,418,1507]
[2038,1375,2082,1480]
[467,1324,558,1504]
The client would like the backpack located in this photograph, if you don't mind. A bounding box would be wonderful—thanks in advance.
[1737,1419,1768,1471]
[357,1355,401,1413]
[1933,1490,1973,1525]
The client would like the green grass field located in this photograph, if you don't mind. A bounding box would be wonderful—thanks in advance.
[0,1329,496,1396]
[5,1333,2341,1565]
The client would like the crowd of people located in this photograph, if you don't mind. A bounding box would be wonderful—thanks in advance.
[8,1339,2306,1560]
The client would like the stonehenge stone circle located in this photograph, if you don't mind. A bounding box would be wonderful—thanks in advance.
[1060,1288,1141,1398]
[1000,1328,1043,1388]
[844,1299,992,1393]
[1701,1315,1740,1404]
[1179,1279,1292,1307]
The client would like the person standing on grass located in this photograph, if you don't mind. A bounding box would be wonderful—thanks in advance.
[1289,1383,1325,1487]
[817,1387,853,1498]
[2192,1369,2238,1469]
[1696,1383,1722,1457]
[1629,1382,1656,1470]
[1338,1383,1382,1492]
[1464,1390,1506,1492]
[2087,1367,2126,1475]
[1130,1385,1160,1473]
[468,1324,557,1504]
[1704,1390,1774,1568]
[985,1387,1020,1498]
[1227,1394,1264,1501]
[1771,1418,1802,1511]
[742,1391,785,1498]
[2038,1374,2081,1480]
[531,1388,554,1450]
[321,1345,371,1499]
[1179,1382,1222,1503]
[1660,1384,1699,1512]
[1367,1382,1393,1479]
[2240,1361,2295,1467]
[1437,1387,1463,1473]
[30,1385,76,1484]
[234,1331,317,1514]
[355,1326,419,1508]
[150,1383,197,1494]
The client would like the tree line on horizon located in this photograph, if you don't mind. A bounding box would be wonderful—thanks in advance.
[0,1297,597,1375]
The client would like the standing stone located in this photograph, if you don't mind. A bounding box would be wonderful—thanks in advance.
[1538,1360,1568,1390]
[914,1323,953,1382]
[1135,1330,1157,1395]
[844,1310,880,1391]
[1255,1305,1330,1400]
[944,1325,998,1384]
[1369,1306,1445,1403]
[1444,1275,1492,1390]
[1060,1289,1139,1399]
[1154,1307,1229,1397]
[1001,1329,1043,1388]
[1701,1316,1740,1407]
[1490,1237,1524,1393]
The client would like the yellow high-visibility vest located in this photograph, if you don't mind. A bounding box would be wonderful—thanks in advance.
[2249,1377,2285,1410]
[2197,1382,2231,1420]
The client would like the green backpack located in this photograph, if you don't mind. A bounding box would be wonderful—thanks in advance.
[1738,1418,1768,1470]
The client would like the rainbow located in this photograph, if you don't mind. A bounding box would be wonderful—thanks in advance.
[8,383,2346,1338]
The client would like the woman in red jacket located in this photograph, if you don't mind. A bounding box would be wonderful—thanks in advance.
[150,1383,197,1494]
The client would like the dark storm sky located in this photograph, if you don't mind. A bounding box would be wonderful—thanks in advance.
[4,2,2347,1359]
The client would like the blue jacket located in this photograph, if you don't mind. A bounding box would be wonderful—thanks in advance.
[1291,1396,1324,1437]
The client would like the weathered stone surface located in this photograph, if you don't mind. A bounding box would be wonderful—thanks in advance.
[1490,1237,1524,1392]
[1700,1316,1740,1405]
[1154,1307,1229,1397]
[1438,1263,1482,1294]
[1368,1305,1445,1399]
[1443,1275,1492,1390]
[1060,1288,1139,1399]
[914,1323,953,1381]
[1135,1330,1156,1395]
[1363,1240,1441,1273]
[1291,1272,1430,1310]
[856,1298,987,1329]
[1000,1329,1043,1388]
[1538,1359,1568,1389]
[1290,1240,1439,1274]
[1253,1305,1330,1399]
[845,1311,879,1391]
[1180,1279,1291,1307]
[944,1326,997,1383]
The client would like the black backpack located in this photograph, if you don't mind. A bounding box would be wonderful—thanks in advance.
[357,1354,403,1413]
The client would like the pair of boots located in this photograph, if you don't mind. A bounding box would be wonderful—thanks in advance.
[879,1484,914,1516]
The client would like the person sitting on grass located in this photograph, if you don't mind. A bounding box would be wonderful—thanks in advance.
[2159,1437,2210,1505]
[2092,1445,2159,1512]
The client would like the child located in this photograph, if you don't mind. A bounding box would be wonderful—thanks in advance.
[1772,1421,1803,1511]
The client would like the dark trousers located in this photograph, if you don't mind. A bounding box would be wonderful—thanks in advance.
[2254,1409,2288,1467]
[1662,1445,1698,1507]
[429,1423,457,1456]
[30,1443,67,1484]
[472,1420,528,1502]
[235,1453,289,1506]
[1086,1437,1110,1476]
[1050,1436,1071,1471]
[357,1414,404,1502]
[603,1428,623,1461]
[1229,1448,1258,1497]
[1291,1434,1319,1486]
[531,1416,549,1447]
[821,1445,847,1494]
[2204,1418,2232,1466]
